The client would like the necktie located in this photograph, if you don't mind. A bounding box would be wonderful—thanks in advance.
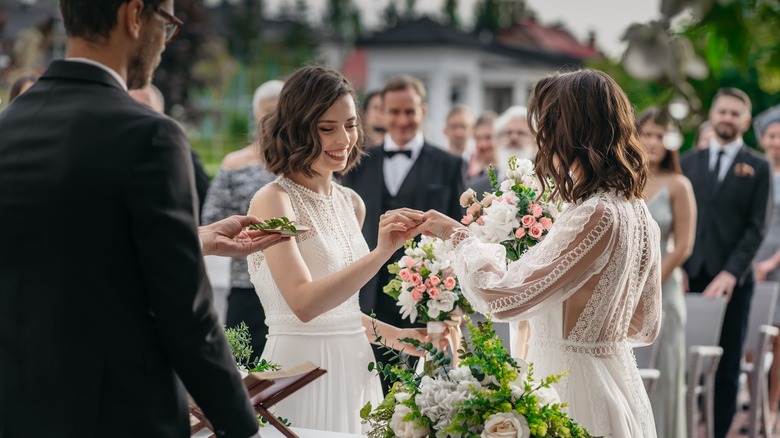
[385,149,412,159]
[712,150,725,185]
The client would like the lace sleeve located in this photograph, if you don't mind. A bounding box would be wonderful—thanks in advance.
[627,215,662,346]
[451,201,617,321]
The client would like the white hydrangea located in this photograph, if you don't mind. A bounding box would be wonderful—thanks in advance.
[415,376,472,431]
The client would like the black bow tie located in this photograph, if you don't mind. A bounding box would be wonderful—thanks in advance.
[385,149,412,159]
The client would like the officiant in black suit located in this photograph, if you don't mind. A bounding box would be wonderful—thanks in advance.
[342,75,466,331]
[681,88,772,438]
[0,1,273,437]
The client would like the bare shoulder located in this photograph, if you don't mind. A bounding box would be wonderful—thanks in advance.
[221,146,260,170]
[667,173,694,198]
[248,182,296,221]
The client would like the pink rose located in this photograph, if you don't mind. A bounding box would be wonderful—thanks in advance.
[428,287,441,298]
[530,204,543,218]
[467,203,482,217]
[405,258,417,268]
[502,192,519,204]
[461,215,473,225]
[424,279,432,289]
[411,289,423,302]
[443,277,457,290]
[521,215,536,227]
[414,284,427,294]
[539,217,553,230]
[476,217,485,226]
[529,224,544,239]
[459,189,476,208]
[410,273,423,285]
[515,227,526,238]
[399,268,412,281]
[480,194,497,208]
[429,275,441,287]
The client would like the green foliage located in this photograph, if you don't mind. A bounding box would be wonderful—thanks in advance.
[248,217,298,233]
[224,322,281,372]
[442,0,461,28]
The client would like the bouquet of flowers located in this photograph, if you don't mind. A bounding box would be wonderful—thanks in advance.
[460,157,565,261]
[384,237,474,352]
[361,317,592,438]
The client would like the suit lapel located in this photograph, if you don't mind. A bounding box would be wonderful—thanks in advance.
[715,147,748,199]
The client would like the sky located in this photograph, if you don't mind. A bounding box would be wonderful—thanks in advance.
[264,0,662,58]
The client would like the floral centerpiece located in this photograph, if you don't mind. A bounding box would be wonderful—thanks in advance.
[384,236,474,353]
[361,317,592,438]
[460,157,565,261]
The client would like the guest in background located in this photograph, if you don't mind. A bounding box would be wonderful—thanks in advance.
[681,88,772,438]
[695,121,716,150]
[467,111,497,181]
[637,107,696,438]
[129,84,210,221]
[362,90,385,147]
[751,106,780,430]
[201,79,283,360]
[8,74,37,102]
[495,105,536,166]
[443,104,475,158]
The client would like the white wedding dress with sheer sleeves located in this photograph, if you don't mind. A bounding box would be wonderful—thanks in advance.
[247,176,383,434]
[452,191,661,438]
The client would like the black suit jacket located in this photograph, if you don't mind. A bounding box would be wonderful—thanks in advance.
[0,61,257,437]
[681,146,772,284]
[342,142,466,326]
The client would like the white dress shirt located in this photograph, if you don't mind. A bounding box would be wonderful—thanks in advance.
[383,132,424,196]
[65,57,128,91]
[708,137,743,183]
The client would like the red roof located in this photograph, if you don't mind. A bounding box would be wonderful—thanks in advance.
[496,19,601,59]
[341,48,367,92]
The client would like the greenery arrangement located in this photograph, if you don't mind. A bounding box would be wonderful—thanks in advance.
[361,316,592,438]
[224,322,281,373]
[248,217,298,234]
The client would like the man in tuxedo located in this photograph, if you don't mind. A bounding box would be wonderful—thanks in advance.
[681,88,772,438]
[0,1,277,436]
[342,75,466,331]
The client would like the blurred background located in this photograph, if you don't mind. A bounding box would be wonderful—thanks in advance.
[2,0,779,175]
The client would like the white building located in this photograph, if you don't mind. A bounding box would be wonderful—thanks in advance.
[356,17,593,148]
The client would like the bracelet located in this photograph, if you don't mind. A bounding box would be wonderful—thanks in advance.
[449,227,472,249]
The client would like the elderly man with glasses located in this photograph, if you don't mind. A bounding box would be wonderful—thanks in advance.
[0,1,273,437]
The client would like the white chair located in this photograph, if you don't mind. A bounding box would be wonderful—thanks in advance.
[743,282,780,438]
[685,294,728,438]
[634,337,661,397]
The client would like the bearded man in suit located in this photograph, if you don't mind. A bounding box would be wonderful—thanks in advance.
[343,75,466,331]
[681,87,772,438]
[0,1,281,436]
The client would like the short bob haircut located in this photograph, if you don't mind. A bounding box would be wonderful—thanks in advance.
[528,69,647,203]
[635,107,682,174]
[260,66,364,177]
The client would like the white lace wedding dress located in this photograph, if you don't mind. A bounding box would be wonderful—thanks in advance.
[452,191,661,437]
[247,176,383,433]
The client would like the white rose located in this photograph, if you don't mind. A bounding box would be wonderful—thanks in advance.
[499,179,514,194]
[533,385,561,406]
[509,384,524,400]
[390,404,430,438]
[481,412,531,438]
[395,391,413,403]
[427,290,458,318]
[479,200,520,243]
[397,290,419,323]
[514,158,534,177]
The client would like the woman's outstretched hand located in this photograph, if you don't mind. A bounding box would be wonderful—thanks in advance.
[376,208,425,255]
[420,209,463,240]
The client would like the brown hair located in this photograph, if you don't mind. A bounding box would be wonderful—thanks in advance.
[381,75,426,101]
[527,69,648,202]
[635,107,682,174]
[712,87,752,115]
[259,66,364,177]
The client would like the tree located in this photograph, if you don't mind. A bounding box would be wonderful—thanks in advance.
[442,0,461,28]
[325,0,362,40]
[382,0,400,29]
[473,0,526,36]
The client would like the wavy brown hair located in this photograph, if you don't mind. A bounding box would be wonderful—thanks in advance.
[527,69,648,203]
[259,66,364,177]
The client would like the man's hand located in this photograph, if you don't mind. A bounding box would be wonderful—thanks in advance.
[199,215,288,258]
[702,271,738,299]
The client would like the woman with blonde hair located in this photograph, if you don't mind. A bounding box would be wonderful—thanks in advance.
[421,69,662,437]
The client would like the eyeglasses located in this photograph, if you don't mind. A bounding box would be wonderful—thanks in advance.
[154,7,183,45]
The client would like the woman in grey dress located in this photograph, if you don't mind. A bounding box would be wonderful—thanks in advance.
[637,108,697,438]
[752,107,780,428]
